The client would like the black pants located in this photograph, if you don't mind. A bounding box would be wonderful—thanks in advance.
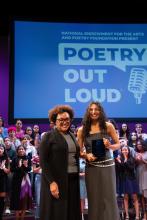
[0,197,4,220]
[52,173,82,220]
[67,173,82,220]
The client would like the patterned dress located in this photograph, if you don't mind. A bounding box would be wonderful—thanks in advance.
[10,155,32,210]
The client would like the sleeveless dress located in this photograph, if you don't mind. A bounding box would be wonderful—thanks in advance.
[84,132,120,220]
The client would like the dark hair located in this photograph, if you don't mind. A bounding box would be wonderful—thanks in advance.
[119,123,130,139]
[108,118,118,130]
[82,101,107,140]
[49,105,74,123]
[120,145,131,160]
[16,145,25,153]
[0,143,8,161]
[16,145,27,160]
[136,138,147,152]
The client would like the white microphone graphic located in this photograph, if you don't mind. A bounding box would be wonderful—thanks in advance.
[128,68,147,104]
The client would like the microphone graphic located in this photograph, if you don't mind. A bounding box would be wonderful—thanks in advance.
[128,68,147,104]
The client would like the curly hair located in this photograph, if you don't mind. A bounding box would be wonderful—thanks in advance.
[48,105,74,123]
[82,101,107,140]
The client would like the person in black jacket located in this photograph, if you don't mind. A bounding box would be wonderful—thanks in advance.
[10,145,32,220]
[40,105,81,220]
[115,144,139,220]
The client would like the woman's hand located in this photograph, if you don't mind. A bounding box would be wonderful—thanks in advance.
[50,181,59,199]
[79,172,85,176]
[136,153,142,161]
[116,155,121,163]
[23,160,28,167]
[86,153,97,162]
[18,159,22,167]
[103,138,111,149]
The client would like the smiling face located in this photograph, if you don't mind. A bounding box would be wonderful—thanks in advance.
[136,140,144,152]
[121,146,129,156]
[89,104,100,121]
[55,112,71,133]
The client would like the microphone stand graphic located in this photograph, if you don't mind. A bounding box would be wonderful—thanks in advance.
[128,68,147,104]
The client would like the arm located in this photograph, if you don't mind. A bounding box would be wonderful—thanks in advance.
[77,127,85,157]
[1,159,10,174]
[33,164,41,173]
[105,122,120,151]
[22,157,32,172]
[123,157,135,170]
[77,126,96,162]
[39,133,54,184]
[39,132,59,199]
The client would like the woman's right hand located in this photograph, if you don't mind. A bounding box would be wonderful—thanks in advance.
[86,153,97,162]
[50,181,59,199]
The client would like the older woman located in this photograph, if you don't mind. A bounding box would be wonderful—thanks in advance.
[40,105,81,220]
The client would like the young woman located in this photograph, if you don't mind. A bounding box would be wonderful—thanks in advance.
[115,145,140,220]
[77,101,120,220]
[10,145,32,220]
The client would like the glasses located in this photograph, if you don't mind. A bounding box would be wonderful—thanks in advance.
[56,118,71,123]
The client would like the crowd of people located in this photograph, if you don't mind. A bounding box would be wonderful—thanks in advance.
[0,102,147,220]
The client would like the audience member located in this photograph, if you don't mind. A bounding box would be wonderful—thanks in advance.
[0,116,8,139]
[15,120,25,140]
[10,145,32,220]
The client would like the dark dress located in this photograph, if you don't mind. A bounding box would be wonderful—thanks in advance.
[84,132,120,220]
[115,157,139,195]
[39,128,81,220]
[10,155,32,210]
[0,157,9,192]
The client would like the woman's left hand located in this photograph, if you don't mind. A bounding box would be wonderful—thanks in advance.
[103,138,111,149]
[50,181,59,199]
